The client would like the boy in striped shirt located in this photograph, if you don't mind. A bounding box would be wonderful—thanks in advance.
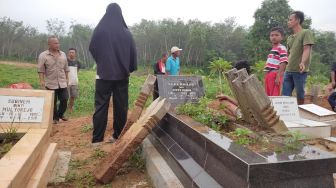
[264,27,288,96]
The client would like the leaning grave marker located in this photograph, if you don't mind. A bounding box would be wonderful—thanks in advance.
[156,75,204,106]
[0,88,57,188]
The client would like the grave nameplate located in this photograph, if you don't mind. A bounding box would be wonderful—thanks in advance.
[157,75,204,106]
[270,96,299,121]
[0,95,44,122]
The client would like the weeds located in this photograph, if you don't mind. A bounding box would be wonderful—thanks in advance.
[0,117,20,158]
[90,148,107,159]
[69,158,88,169]
[80,124,93,133]
[0,143,12,157]
[230,128,255,145]
[176,97,227,131]
[65,171,96,187]
[283,131,307,152]
[129,148,145,170]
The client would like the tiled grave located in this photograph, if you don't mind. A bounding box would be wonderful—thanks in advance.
[150,112,336,188]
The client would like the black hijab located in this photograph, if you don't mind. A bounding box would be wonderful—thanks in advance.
[89,3,137,80]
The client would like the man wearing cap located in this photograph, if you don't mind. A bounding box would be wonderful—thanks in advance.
[166,46,182,75]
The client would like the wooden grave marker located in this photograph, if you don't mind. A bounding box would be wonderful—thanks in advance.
[119,74,156,137]
[94,97,171,183]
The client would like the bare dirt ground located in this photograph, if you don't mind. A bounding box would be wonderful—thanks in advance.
[0,61,37,68]
[48,115,153,188]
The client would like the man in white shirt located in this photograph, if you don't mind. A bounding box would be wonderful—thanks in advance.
[67,48,81,112]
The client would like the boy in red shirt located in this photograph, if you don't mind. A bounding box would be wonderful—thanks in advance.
[264,27,288,96]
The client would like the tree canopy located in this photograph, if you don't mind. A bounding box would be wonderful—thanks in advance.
[0,0,335,71]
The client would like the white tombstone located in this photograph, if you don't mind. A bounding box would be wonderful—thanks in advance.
[270,96,331,138]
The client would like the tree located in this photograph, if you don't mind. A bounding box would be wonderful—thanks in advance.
[247,0,311,62]
[208,58,232,93]
[46,18,65,37]
[313,31,336,65]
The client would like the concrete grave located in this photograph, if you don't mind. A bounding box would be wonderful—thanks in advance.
[270,96,331,138]
[157,75,204,106]
[150,112,336,188]
[299,104,336,122]
[0,88,57,188]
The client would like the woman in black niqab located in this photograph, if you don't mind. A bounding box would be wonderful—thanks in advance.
[90,3,137,144]
[89,3,137,80]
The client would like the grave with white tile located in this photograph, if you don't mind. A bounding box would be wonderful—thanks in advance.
[270,96,332,138]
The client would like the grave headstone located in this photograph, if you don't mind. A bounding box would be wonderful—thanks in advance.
[269,96,300,121]
[0,95,44,122]
[0,89,54,129]
[157,75,204,106]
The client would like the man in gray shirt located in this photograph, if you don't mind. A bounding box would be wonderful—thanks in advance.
[38,36,69,124]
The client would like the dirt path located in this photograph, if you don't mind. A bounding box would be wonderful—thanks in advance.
[0,61,38,68]
[48,115,152,188]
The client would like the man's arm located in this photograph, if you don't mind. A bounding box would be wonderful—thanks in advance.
[331,71,336,88]
[64,56,70,85]
[38,73,45,89]
[37,53,46,89]
[276,62,287,85]
[299,45,312,73]
[165,59,171,75]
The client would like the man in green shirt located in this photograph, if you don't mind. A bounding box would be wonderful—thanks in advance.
[282,11,314,105]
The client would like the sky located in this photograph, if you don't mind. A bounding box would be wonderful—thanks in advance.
[0,0,335,33]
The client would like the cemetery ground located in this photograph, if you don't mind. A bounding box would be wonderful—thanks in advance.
[1,61,336,187]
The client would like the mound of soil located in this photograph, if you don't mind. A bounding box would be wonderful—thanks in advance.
[48,116,152,188]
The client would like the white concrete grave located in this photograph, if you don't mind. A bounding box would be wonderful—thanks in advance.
[0,88,57,188]
[270,96,331,138]
[299,104,336,122]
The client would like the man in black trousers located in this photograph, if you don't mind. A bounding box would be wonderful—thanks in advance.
[89,3,137,145]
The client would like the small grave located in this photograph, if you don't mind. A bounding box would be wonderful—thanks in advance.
[0,88,57,188]
[270,96,332,138]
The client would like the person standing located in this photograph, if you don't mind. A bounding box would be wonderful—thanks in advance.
[166,46,182,75]
[264,27,288,96]
[327,62,336,112]
[89,3,137,144]
[154,53,167,75]
[153,53,167,99]
[67,48,81,112]
[38,36,69,124]
[282,11,314,104]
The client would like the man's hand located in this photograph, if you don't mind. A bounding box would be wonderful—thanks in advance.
[275,76,280,85]
[40,81,45,89]
[299,63,305,73]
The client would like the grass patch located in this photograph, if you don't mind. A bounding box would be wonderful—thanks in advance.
[0,64,147,118]
[90,148,107,160]
[80,124,93,133]
[176,97,227,131]
[129,148,146,170]
[230,128,256,145]
[68,158,89,169]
